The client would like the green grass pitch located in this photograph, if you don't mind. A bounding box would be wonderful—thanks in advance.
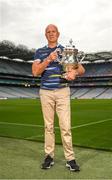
[0,98,112,151]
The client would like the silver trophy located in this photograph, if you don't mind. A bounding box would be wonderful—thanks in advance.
[57,39,85,78]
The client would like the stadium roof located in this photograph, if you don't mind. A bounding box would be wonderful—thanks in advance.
[85,51,112,62]
[0,50,112,63]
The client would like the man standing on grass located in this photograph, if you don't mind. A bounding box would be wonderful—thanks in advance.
[32,24,85,171]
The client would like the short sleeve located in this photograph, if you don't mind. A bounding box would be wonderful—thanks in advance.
[34,49,41,61]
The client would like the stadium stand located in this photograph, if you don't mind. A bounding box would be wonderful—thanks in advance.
[0,47,112,99]
[0,57,31,75]
[84,62,112,77]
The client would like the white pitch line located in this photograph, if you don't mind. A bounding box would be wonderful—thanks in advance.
[0,121,59,129]
[71,118,112,129]
[7,118,111,141]
[0,118,112,130]
[0,121,44,128]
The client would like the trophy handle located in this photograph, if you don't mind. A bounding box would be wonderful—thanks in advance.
[76,51,85,63]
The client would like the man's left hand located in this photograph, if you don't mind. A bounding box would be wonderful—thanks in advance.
[65,69,78,81]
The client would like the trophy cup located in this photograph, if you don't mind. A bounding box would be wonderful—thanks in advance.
[57,39,85,78]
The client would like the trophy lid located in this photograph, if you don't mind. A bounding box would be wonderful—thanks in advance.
[64,39,78,55]
[69,39,74,46]
[65,39,74,49]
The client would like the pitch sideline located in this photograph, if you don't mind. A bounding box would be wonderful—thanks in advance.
[0,118,111,129]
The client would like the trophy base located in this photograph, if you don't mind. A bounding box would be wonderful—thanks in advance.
[61,73,67,79]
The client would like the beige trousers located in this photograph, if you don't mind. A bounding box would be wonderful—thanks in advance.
[39,87,75,161]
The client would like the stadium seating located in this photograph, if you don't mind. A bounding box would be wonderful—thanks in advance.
[83,62,112,76]
[0,86,39,99]
[0,56,112,99]
[0,58,31,75]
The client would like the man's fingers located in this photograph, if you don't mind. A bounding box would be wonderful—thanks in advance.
[49,51,58,61]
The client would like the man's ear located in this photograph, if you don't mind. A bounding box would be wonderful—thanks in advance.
[57,32,60,38]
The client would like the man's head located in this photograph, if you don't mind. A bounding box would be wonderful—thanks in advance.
[45,24,60,44]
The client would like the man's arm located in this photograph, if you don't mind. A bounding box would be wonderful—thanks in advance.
[32,51,58,76]
[32,59,50,77]
[76,64,85,76]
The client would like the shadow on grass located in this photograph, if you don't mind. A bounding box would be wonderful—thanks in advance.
[0,136,112,179]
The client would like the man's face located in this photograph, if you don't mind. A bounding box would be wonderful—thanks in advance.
[45,25,60,43]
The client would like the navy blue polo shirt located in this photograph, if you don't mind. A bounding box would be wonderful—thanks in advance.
[34,44,68,90]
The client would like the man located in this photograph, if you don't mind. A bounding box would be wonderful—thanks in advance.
[32,24,85,171]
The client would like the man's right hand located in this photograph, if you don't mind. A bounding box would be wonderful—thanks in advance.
[47,51,58,62]
[32,51,58,76]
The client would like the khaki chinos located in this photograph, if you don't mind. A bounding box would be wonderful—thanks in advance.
[39,87,75,161]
